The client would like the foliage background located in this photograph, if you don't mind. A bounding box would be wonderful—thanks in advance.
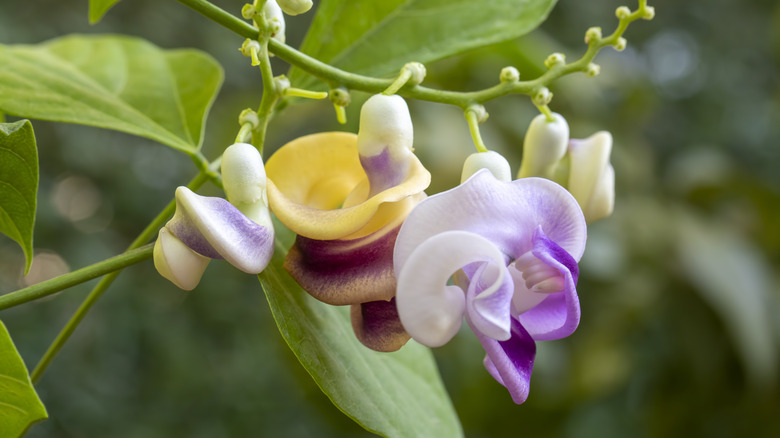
[1,0,779,436]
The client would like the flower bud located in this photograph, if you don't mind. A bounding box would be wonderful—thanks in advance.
[221,143,272,230]
[643,6,656,20]
[517,112,569,179]
[500,66,520,83]
[358,94,415,195]
[586,63,601,77]
[404,62,427,86]
[585,27,602,44]
[544,53,566,69]
[154,227,210,291]
[614,37,627,52]
[532,87,553,106]
[615,6,631,19]
[461,151,512,183]
[567,131,614,222]
[277,0,313,16]
[264,0,286,44]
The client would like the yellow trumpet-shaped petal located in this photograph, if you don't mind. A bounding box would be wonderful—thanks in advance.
[266,132,430,240]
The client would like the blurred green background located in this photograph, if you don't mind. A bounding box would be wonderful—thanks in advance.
[1,0,779,436]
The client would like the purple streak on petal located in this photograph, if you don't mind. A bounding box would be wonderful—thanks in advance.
[350,299,411,352]
[465,262,514,341]
[169,191,274,273]
[472,317,536,404]
[360,147,410,197]
[394,171,586,277]
[284,224,400,305]
[517,226,581,340]
[167,205,222,259]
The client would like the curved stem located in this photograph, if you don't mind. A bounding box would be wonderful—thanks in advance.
[0,245,154,313]
[175,0,650,109]
[28,171,211,384]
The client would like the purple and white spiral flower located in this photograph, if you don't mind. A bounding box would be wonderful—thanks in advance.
[154,143,275,290]
[394,169,586,404]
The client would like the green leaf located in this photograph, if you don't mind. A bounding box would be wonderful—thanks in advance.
[0,35,223,153]
[89,0,122,24]
[0,319,48,437]
[0,120,38,275]
[259,223,462,438]
[289,0,558,89]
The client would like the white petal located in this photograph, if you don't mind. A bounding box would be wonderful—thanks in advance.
[396,230,508,347]
[154,228,210,290]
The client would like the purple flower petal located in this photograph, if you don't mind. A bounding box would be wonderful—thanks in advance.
[284,224,400,305]
[396,230,508,347]
[516,226,581,340]
[167,187,274,274]
[465,262,514,341]
[394,170,586,275]
[350,299,411,352]
[474,318,536,404]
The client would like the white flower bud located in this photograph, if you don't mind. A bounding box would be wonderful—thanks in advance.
[461,151,512,183]
[586,63,601,77]
[517,112,569,179]
[154,227,210,291]
[614,37,627,52]
[585,27,602,44]
[264,0,286,44]
[277,0,313,16]
[358,94,413,161]
[544,53,566,69]
[221,143,272,230]
[643,6,655,20]
[567,131,615,223]
[500,66,520,83]
[615,6,631,19]
[532,87,553,106]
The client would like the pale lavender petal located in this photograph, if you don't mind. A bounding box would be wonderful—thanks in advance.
[465,262,514,341]
[350,299,411,352]
[396,230,507,347]
[394,170,586,276]
[516,226,580,340]
[168,187,274,274]
[284,224,399,305]
[360,147,410,196]
[473,317,536,404]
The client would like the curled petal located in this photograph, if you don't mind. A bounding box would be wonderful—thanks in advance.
[394,170,586,273]
[465,262,514,341]
[153,227,210,291]
[166,187,274,274]
[350,299,411,352]
[284,224,400,305]
[568,131,614,222]
[265,132,430,240]
[516,227,581,340]
[396,230,508,347]
[477,318,536,404]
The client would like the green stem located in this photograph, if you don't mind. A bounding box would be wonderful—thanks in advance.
[0,245,154,313]
[252,37,279,155]
[175,0,649,109]
[28,171,211,384]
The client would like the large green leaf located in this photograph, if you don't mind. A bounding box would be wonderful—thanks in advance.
[89,0,122,24]
[0,35,223,153]
[0,120,38,275]
[289,0,558,89]
[0,320,48,438]
[259,223,462,438]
